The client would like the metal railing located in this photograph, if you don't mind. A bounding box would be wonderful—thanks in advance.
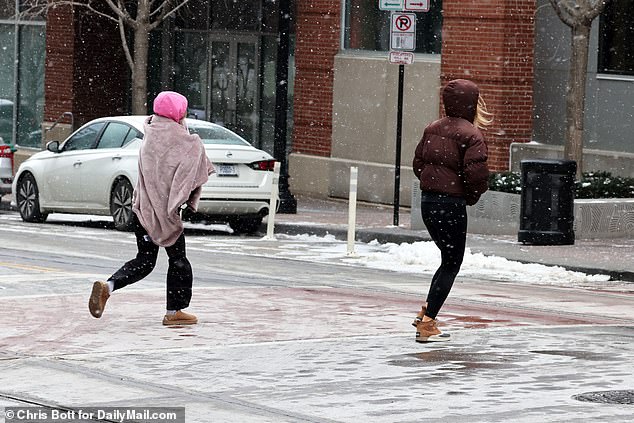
[45,112,74,133]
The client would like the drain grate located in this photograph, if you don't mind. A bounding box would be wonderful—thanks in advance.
[573,390,634,405]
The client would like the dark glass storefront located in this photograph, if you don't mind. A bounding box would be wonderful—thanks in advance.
[165,0,295,154]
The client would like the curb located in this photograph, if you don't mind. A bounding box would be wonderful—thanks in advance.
[273,223,429,245]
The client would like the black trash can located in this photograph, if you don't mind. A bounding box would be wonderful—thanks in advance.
[518,159,577,245]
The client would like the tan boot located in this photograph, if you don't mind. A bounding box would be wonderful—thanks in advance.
[89,281,110,318]
[411,304,427,327]
[163,310,198,326]
[415,318,450,343]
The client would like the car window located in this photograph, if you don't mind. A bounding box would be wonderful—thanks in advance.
[97,122,133,149]
[123,128,142,145]
[63,122,106,151]
[188,124,250,146]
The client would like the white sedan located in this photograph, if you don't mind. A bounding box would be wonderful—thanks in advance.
[12,116,276,233]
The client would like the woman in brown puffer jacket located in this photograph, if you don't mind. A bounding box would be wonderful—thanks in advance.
[412,79,492,342]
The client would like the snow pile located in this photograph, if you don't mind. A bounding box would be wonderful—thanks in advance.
[282,235,610,285]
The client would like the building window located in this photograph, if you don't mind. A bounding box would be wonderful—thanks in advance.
[0,24,15,145]
[0,1,45,147]
[598,0,634,76]
[0,0,15,18]
[175,0,295,33]
[17,24,45,148]
[343,0,442,54]
[171,0,296,153]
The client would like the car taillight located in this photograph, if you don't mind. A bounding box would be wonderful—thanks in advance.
[0,145,13,171]
[248,159,276,171]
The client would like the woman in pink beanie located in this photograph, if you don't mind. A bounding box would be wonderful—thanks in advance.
[89,91,215,325]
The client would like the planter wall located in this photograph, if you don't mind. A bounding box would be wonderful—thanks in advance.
[411,183,634,239]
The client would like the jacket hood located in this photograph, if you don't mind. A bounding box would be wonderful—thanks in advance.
[153,91,188,122]
[442,79,479,122]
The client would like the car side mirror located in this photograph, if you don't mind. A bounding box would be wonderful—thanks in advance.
[46,140,60,153]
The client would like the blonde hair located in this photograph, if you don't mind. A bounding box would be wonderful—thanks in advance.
[475,96,494,129]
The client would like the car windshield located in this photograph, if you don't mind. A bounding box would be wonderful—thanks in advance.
[188,123,250,146]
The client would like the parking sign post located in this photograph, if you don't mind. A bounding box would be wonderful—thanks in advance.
[380,1,430,225]
[390,12,416,51]
[393,63,405,227]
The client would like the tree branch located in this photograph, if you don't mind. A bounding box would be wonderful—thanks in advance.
[15,1,119,23]
[585,0,610,22]
[117,15,135,72]
[13,0,47,20]
[549,0,577,28]
[150,0,172,19]
[149,0,191,29]
[82,3,118,24]
[104,0,136,28]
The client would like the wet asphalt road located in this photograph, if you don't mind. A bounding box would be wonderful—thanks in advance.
[1,212,633,422]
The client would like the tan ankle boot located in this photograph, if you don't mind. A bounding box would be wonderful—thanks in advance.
[415,318,450,342]
[163,310,198,326]
[89,281,110,318]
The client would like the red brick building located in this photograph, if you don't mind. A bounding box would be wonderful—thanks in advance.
[293,0,535,172]
[11,1,542,205]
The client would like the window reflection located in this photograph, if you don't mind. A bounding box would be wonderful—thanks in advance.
[171,0,296,154]
[211,0,260,31]
[344,0,443,53]
[17,24,45,147]
[0,0,16,19]
[97,123,132,149]
[173,32,208,118]
[0,25,15,145]
[599,0,634,75]
[63,122,105,151]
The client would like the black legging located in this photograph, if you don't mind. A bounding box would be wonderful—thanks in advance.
[420,198,467,319]
[108,214,193,311]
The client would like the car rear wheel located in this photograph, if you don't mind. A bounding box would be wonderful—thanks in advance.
[229,216,263,234]
[110,178,135,231]
[16,173,48,223]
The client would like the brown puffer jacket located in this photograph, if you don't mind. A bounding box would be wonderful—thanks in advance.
[412,79,489,206]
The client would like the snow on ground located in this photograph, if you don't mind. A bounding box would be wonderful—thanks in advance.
[273,234,611,285]
[0,213,614,286]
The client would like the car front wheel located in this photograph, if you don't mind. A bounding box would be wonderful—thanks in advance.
[16,173,48,223]
[110,178,135,231]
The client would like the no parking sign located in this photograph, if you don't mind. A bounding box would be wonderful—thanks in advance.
[390,12,416,51]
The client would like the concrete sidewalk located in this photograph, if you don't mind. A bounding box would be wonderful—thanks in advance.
[272,194,634,282]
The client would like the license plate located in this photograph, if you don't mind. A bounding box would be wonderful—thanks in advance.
[217,163,238,177]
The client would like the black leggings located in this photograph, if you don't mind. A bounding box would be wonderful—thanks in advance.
[420,199,467,319]
[108,214,193,311]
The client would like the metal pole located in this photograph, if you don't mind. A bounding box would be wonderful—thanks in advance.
[393,64,404,226]
[273,0,297,213]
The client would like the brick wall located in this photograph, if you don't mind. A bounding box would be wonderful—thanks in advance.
[73,6,128,125]
[441,0,536,171]
[45,4,127,129]
[292,1,341,156]
[44,4,75,124]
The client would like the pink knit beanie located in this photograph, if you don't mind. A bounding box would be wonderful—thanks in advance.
[153,91,188,122]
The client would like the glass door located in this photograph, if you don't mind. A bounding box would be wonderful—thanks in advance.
[210,36,259,145]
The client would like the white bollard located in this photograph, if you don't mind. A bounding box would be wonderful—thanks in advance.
[265,161,281,240]
[347,166,358,256]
